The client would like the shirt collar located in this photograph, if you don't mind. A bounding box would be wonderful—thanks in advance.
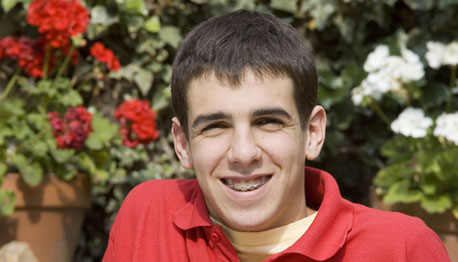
[172,167,354,260]
[173,181,213,230]
[276,167,354,261]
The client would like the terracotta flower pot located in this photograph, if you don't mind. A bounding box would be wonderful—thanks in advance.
[371,191,458,261]
[0,173,91,262]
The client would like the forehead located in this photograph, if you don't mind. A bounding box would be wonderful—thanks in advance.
[186,71,296,118]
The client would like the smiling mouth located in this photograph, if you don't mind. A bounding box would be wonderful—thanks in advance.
[221,175,272,192]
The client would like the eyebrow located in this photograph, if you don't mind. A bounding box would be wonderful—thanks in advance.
[252,107,292,121]
[191,112,230,128]
[191,107,292,129]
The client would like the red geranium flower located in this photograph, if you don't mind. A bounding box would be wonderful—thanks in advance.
[0,37,50,78]
[27,0,89,49]
[90,42,121,71]
[114,99,159,147]
[49,106,93,149]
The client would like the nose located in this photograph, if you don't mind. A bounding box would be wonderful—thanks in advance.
[227,126,262,166]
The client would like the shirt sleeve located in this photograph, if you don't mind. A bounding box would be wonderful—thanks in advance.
[406,219,450,262]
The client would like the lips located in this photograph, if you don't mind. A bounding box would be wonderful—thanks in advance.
[221,175,272,192]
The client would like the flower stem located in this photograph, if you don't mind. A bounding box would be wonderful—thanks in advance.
[56,45,75,79]
[447,65,456,112]
[0,69,20,100]
[43,43,51,80]
[370,99,391,129]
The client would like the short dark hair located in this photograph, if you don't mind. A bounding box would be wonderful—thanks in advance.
[171,10,317,134]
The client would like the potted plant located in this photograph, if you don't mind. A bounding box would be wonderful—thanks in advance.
[0,0,161,261]
[351,33,458,259]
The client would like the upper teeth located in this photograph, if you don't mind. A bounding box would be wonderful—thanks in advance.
[224,176,269,192]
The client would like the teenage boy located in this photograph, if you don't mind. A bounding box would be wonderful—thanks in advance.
[103,10,450,262]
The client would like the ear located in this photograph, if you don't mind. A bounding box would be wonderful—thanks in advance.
[172,117,193,169]
[305,106,326,160]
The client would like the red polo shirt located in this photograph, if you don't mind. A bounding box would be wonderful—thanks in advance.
[103,167,450,261]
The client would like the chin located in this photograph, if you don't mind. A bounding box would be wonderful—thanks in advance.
[222,212,273,232]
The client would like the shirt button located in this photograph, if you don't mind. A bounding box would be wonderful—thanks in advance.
[211,232,220,242]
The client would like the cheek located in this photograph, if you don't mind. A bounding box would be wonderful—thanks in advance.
[191,137,229,175]
[259,133,305,164]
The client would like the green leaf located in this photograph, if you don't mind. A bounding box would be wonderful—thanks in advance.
[134,69,153,96]
[144,15,161,33]
[159,26,182,49]
[300,0,335,30]
[333,15,355,43]
[52,149,76,163]
[0,190,15,216]
[54,164,78,181]
[13,120,33,140]
[85,114,118,150]
[94,169,109,181]
[0,98,25,119]
[78,153,97,175]
[420,194,452,213]
[452,205,458,220]
[379,136,413,164]
[270,0,298,13]
[403,0,433,10]
[126,15,145,35]
[383,180,422,204]
[27,113,51,131]
[438,0,458,8]
[36,80,57,98]
[0,162,6,182]
[383,0,398,6]
[110,63,140,81]
[152,85,171,112]
[25,139,48,157]
[12,154,43,187]
[0,125,13,145]
[1,0,19,12]
[58,89,83,106]
[110,168,127,184]
[53,78,70,90]
[120,0,147,15]
[91,5,118,26]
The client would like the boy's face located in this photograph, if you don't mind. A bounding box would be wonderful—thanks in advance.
[172,71,325,231]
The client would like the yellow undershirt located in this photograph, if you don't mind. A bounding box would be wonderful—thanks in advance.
[210,211,318,262]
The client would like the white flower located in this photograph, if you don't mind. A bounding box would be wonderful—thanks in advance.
[364,45,390,72]
[383,56,406,80]
[351,86,365,105]
[443,41,458,66]
[425,41,458,68]
[391,108,433,138]
[426,41,446,69]
[399,48,424,81]
[356,46,424,103]
[360,71,391,100]
[433,112,458,145]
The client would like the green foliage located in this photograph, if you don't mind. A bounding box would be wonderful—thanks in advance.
[85,114,119,150]
[0,190,15,216]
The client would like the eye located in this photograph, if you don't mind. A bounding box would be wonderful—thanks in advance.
[255,118,284,130]
[201,122,229,134]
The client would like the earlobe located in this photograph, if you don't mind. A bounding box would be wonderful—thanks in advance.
[305,106,326,160]
[172,117,193,169]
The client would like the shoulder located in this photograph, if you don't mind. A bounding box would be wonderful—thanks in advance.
[347,202,449,261]
[352,202,427,233]
[120,179,199,213]
[127,179,198,199]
